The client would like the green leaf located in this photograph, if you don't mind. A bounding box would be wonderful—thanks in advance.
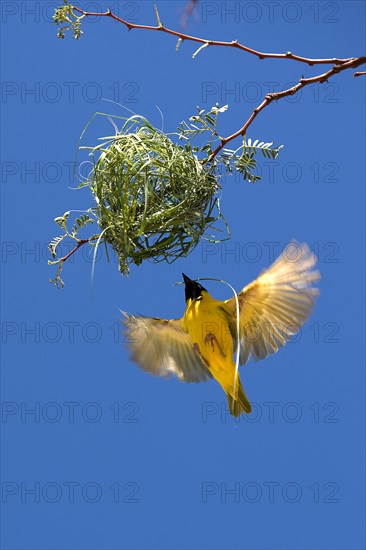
[205,115,216,126]
[48,235,65,258]
[212,104,229,114]
[54,211,70,231]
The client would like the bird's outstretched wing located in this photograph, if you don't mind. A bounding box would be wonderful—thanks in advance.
[121,313,212,383]
[225,242,320,365]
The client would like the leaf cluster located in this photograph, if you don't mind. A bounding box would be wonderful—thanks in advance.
[221,138,283,183]
[48,211,96,287]
[179,104,283,183]
[53,0,83,39]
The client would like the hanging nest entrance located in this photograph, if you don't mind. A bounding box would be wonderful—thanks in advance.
[82,115,224,274]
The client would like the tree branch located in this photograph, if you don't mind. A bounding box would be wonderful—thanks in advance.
[206,56,366,162]
[68,4,365,160]
[71,5,359,66]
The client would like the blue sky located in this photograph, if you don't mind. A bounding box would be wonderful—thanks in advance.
[1,1,365,549]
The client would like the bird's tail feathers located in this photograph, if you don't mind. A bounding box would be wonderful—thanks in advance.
[227,379,252,417]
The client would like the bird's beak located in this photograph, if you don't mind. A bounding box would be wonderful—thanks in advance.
[182,273,192,284]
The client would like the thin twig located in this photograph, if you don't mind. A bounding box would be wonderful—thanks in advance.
[57,235,100,264]
[180,0,198,28]
[57,238,89,263]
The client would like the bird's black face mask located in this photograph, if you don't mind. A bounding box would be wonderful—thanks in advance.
[182,273,207,302]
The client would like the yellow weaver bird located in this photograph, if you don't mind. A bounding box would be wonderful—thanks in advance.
[122,242,320,417]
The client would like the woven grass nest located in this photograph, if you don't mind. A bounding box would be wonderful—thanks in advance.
[84,115,223,274]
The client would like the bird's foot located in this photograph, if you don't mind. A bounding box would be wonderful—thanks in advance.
[204,332,226,357]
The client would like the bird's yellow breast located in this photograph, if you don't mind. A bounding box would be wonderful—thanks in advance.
[183,292,234,370]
